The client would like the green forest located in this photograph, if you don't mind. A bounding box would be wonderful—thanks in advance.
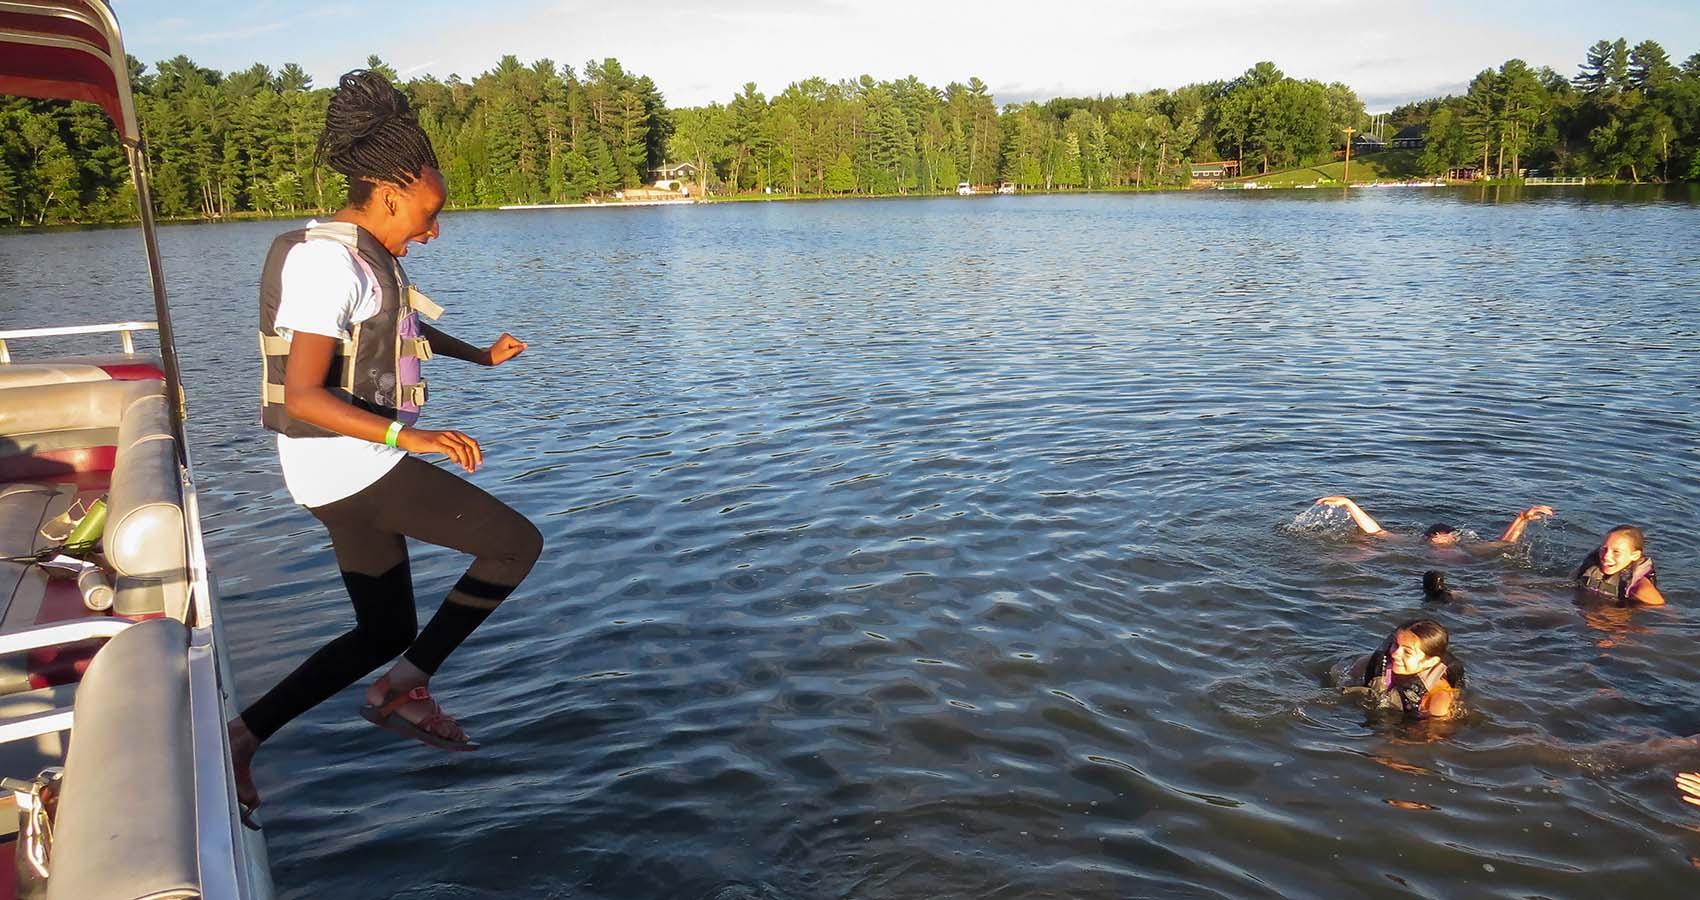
[1,37,1697,225]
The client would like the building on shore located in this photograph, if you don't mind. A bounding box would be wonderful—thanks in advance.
[1189,160,1241,180]
[650,162,698,184]
[1391,125,1428,150]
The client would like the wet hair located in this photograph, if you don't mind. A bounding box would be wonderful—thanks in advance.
[1604,525,1645,552]
[1394,619,1450,659]
[1422,570,1453,603]
[1422,523,1459,541]
[314,70,439,207]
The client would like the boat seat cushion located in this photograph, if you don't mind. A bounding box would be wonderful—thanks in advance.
[0,483,76,634]
[45,618,198,900]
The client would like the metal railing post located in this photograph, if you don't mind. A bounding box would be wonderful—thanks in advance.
[124,139,189,466]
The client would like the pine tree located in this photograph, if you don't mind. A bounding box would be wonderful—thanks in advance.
[1055,132,1083,187]
[824,151,854,193]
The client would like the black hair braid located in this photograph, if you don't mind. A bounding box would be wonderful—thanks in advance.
[315,70,439,204]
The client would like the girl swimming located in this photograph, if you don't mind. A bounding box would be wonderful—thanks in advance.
[1353,619,1463,719]
[1574,525,1665,606]
[1313,495,1553,552]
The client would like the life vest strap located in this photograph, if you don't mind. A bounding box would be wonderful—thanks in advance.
[404,336,433,361]
[408,287,444,321]
[259,333,290,355]
[258,330,355,358]
[403,380,429,407]
[262,382,287,404]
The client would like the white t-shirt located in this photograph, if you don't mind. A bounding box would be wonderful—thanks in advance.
[272,222,405,508]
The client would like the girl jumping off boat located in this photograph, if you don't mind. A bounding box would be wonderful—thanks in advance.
[228,70,544,822]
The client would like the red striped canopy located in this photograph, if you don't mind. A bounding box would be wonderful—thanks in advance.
[0,1,139,143]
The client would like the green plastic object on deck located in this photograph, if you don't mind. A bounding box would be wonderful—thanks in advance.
[62,497,108,555]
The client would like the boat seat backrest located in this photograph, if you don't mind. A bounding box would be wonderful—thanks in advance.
[0,379,157,446]
[0,362,110,391]
[45,618,200,900]
[105,391,188,620]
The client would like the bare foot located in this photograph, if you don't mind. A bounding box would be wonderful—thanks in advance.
[228,717,261,810]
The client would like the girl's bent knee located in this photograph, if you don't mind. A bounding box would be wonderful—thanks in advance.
[516,519,544,569]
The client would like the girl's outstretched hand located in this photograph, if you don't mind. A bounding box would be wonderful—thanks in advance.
[485,333,528,366]
[1518,505,1556,522]
[398,428,484,473]
[1316,495,1357,509]
[1678,772,1700,807]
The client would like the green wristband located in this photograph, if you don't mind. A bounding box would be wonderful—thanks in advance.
[384,420,404,448]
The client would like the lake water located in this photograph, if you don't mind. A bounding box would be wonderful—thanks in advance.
[3,187,1700,898]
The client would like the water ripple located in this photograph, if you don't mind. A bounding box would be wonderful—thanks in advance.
[4,188,1699,897]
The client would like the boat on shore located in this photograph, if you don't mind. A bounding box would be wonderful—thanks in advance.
[0,2,271,897]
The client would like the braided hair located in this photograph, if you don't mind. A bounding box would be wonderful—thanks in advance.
[315,70,439,207]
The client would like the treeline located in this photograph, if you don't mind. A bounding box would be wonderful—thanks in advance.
[667,62,1362,196]
[2,37,1697,225]
[0,53,671,225]
[1393,38,1700,180]
[0,54,1361,223]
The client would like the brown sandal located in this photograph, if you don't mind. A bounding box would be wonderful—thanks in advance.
[358,677,479,752]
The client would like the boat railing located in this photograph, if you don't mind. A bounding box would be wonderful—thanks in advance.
[0,619,135,746]
[0,321,160,364]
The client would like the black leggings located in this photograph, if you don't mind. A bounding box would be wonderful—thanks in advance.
[241,456,544,743]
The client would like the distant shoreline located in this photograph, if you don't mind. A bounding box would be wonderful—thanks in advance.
[0,180,1661,234]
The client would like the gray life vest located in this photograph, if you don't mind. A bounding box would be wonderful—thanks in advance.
[1363,643,1459,718]
[257,221,443,438]
[1574,552,1656,602]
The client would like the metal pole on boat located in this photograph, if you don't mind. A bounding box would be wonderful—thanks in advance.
[124,138,189,465]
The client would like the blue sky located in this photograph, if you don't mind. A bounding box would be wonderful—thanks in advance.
[117,0,1700,111]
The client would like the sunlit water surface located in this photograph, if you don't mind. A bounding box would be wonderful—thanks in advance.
[4,187,1700,898]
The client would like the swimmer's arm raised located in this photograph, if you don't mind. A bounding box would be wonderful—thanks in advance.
[1495,505,1555,543]
[1677,772,1700,807]
[1315,496,1385,535]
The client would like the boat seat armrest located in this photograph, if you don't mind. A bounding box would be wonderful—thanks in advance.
[104,393,187,620]
[45,618,198,900]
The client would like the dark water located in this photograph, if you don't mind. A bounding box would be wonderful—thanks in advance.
[4,188,1700,898]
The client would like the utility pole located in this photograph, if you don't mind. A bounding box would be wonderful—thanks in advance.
[1341,126,1356,187]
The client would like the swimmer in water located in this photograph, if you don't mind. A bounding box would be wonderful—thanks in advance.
[1313,495,1553,556]
[1573,525,1665,606]
[1350,619,1463,719]
[1422,570,1455,603]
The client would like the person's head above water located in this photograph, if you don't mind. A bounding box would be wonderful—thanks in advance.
[1598,525,1647,576]
[1388,619,1450,676]
[316,69,445,258]
[1422,570,1454,602]
[1422,523,1461,546]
